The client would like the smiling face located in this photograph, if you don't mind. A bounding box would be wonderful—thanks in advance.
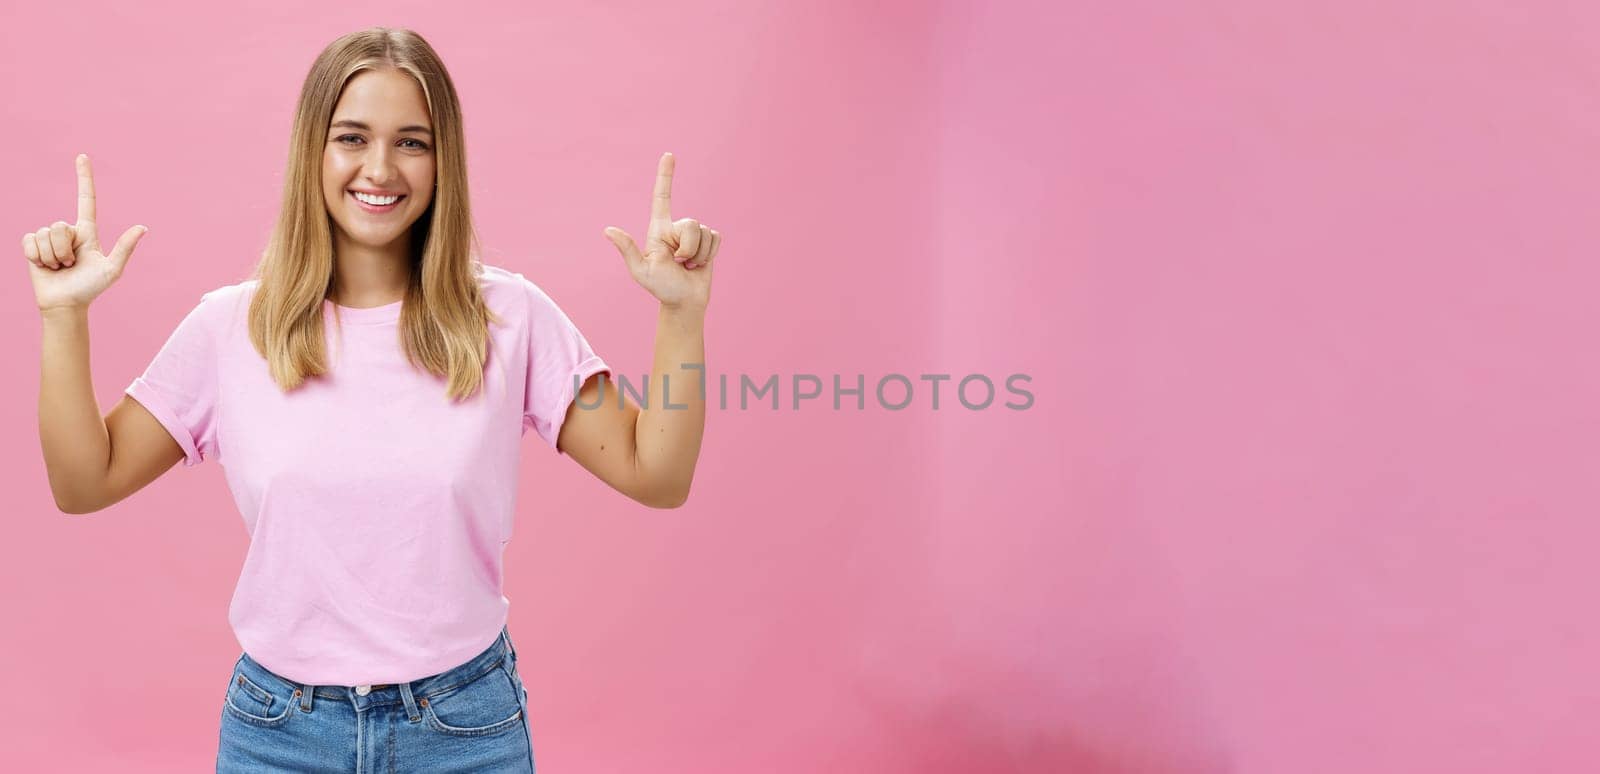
[321,67,437,259]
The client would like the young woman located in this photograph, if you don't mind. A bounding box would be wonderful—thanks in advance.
[28,26,719,773]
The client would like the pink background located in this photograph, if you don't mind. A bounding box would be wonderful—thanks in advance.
[2,1,1591,771]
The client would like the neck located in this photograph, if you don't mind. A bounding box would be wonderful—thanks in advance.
[330,231,412,307]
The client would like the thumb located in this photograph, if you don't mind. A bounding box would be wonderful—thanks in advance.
[107,225,148,269]
[603,227,644,273]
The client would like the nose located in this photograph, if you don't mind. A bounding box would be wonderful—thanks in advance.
[360,144,398,186]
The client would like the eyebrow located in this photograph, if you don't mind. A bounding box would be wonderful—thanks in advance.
[330,119,433,136]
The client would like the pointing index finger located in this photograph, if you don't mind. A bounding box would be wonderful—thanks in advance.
[651,152,674,223]
[76,154,96,225]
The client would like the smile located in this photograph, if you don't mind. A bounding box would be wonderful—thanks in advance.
[349,190,405,213]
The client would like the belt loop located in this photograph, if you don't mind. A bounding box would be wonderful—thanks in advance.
[399,680,421,723]
[299,681,314,712]
[501,625,517,662]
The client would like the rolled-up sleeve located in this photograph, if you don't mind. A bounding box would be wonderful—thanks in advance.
[125,291,222,467]
[518,275,611,454]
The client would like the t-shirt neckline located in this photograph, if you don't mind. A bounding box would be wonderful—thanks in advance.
[323,297,403,325]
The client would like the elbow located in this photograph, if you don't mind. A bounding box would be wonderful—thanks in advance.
[50,482,105,516]
[630,450,693,509]
[53,494,95,516]
[640,491,688,510]
[636,479,692,510]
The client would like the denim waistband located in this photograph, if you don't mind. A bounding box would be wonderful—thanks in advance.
[236,625,519,713]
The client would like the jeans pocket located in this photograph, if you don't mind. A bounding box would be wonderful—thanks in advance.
[222,660,295,728]
[420,658,524,737]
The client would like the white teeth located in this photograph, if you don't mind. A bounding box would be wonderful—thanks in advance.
[353,192,401,205]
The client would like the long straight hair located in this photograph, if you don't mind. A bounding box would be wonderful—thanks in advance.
[247,26,499,401]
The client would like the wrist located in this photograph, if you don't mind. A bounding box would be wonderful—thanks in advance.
[659,300,707,318]
[39,304,90,322]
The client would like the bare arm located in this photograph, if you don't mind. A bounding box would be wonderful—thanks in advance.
[558,303,706,508]
[628,303,706,505]
[561,151,718,508]
[28,153,167,514]
[39,305,183,514]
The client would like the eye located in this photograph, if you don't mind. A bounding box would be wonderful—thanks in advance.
[332,134,428,150]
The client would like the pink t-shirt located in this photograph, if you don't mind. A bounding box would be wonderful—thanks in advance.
[125,262,610,685]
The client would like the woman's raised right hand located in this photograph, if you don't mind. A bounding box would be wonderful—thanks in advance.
[22,154,148,312]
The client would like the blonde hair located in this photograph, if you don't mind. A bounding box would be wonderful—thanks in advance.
[247,26,498,401]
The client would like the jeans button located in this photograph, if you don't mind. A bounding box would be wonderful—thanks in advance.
[356,685,372,696]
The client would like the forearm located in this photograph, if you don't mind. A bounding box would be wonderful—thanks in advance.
[39,306,111,513]
[633,302,706,506]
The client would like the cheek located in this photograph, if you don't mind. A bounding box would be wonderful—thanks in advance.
[409,164,436,205]
[322,156,344,196]
[412,162,436,192]
[409,189,435,220]
[324,152,362,179]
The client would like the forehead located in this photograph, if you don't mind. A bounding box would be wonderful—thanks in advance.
[331,68,431,127]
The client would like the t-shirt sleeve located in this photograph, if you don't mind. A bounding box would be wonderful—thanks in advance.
[519,276,611,454]
[125,290,222,467]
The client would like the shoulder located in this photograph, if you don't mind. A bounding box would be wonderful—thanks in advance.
[177,277,258,340]
[475,261,571,324]
[475,261,530,304]
[205,277,258,311]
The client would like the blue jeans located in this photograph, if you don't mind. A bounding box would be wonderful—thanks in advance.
[217,625,536,773]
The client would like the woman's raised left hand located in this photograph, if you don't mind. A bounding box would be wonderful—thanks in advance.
[602,152,721,311]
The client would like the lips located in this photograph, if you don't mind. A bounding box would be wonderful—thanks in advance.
[349,190,405,214]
